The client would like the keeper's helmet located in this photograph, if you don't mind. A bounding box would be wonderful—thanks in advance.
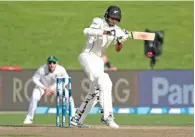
[104,6,122,26]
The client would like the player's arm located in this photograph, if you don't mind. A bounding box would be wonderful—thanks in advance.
[83,18,104,37]
[32,67,46,90]
[102,55,117,70]
[83,17,115,37]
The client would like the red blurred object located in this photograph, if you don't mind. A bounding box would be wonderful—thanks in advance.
[0,66,22,71]
[115,43,122,52]
[147,52,153,57]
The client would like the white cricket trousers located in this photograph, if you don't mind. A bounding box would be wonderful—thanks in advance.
[76,52,113,123]
[25,85,75,121]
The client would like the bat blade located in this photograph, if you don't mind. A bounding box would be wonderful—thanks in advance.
[129,31,156,41]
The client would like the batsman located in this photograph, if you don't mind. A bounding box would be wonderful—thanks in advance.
[70,5,130,129]
[23,56,75,124]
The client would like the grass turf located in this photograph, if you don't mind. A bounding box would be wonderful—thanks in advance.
[0,1,193,69]
[0,114,193,126]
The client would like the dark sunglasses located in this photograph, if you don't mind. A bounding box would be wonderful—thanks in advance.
[48,61,56,64]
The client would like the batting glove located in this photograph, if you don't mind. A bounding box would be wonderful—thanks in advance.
[104,29,116,36]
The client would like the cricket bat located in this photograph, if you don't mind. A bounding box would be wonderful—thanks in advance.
[128,31,156,41]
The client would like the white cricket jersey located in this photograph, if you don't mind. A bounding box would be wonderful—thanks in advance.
[32,64,69,89]
[82,17,123,57]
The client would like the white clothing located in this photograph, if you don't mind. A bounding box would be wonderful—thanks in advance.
[32,64,69,89]
[82,17,128,57]
[24,64,75,123]
[79,52,104,82]
[75,17,128,124]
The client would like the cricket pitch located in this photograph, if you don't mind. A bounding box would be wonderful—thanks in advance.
[0,125,193,137]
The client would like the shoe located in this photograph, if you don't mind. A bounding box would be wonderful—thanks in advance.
[23,118,33,124]
[70,117,91,128]
[70,117,78,127]
[103,116,119,129]
[100,113,114,125]
[101,116,106,124]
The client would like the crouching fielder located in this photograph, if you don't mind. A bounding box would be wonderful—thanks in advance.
[70,5,129,129]
[23,56,75,124]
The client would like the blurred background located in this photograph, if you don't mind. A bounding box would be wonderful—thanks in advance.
[0,1,193,126]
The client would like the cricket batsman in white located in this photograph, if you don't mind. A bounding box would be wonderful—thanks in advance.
[70,5,129,128]
[23,56,75,124]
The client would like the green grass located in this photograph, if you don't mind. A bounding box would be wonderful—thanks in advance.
[0,114,193,126]
[0,1,193,69]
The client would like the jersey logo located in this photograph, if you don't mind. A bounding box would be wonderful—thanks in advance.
[114,11,119,13]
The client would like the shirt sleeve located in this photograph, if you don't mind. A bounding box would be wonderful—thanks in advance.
[89,17,102,29]
[32,67,46,89]
[83,17,103,37]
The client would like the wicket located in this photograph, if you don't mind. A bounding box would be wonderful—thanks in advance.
[56,77,72,127]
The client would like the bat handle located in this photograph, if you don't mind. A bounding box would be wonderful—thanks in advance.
[128,32,134,39]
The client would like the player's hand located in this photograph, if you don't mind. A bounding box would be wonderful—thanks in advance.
[122,29,129,35]
[116,30,129,43]
[44,88,52,96]
[114,29,129,43]
[103,29,116,36]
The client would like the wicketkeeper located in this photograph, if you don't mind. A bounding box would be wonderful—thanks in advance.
[23,56,75,124]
